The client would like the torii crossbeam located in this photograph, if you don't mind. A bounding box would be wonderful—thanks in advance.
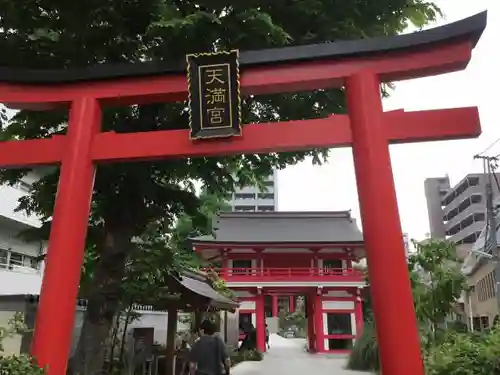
[0,11,487,375]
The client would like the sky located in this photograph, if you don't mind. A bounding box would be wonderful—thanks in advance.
[277,0,500,241]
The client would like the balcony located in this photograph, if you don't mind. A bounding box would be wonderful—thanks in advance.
[0,264,43,295]
[204,267,365,283]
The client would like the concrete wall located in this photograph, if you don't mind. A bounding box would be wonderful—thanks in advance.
[265,317,279,334]
[70,308,192,356]
[424,177,450,238]
[0,311,23,356]
[0,305,192,357]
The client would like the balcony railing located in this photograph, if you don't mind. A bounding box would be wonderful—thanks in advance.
[203,267,364,282]
[0,263,40,274]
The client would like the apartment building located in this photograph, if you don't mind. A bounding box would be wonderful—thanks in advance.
[461,197,500,330]
[228,171,278,212]
[0,173,45,295]
[425,173,500,260]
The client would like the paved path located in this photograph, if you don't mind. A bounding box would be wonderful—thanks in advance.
[232,334,371,375]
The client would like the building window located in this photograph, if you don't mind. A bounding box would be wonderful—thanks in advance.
[323,259,343,270]
[0,249,39,271]
[469,177,480,186]
[258,193,274,200]
[234,206,255,212]
[326,313,352,335]
[9,252,24,268]
[257,205,274,212]
[472,316,489,332]
[0,249,8,268]
[471,194,482,204]
[239,313,253,330]
[477,272,497,302]
[232,259,253,274]
[234,193,255,200]
[473,212,485,222]
[480,316,489,330]
[16,180,31,192]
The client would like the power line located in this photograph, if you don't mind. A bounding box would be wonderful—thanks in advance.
[476,137,500,157]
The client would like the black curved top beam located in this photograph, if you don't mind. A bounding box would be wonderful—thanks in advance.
[0,11,487,84]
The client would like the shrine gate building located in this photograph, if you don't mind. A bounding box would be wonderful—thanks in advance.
[191,211,366,353]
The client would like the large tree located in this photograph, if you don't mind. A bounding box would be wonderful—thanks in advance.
[0,1,441,373]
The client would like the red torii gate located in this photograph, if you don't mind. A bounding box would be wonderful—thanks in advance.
[0,11,487,375]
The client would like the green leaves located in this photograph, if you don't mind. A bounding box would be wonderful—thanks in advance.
[0,355,46,375]
[0,313,44,375]
[408,239,467,336]
[0,0,444,246]
[0,313,29,353]
[348,239,468,372]
[424,326,500,375]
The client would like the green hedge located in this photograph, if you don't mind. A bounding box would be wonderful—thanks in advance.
[347,323,500,375]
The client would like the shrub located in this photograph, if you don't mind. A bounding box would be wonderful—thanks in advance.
[230,349,263,366]
[346,321,379,372]
[424,325,500,375]
[0,355,46,375]
[0,313,46,375]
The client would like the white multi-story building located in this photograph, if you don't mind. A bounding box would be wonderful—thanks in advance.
[228,171,278,212]
[0,173,45,295]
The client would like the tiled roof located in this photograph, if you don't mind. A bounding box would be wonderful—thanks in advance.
[191,211,363,244]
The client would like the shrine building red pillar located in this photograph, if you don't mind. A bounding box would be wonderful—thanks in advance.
[289,296,295,313]
[355,290,364,338]
[346,71,424,375]
[305,294,315,352]
[221,249,228,278]
[313,292,324,352]
[31,97,101,375]
[255,289,266,352]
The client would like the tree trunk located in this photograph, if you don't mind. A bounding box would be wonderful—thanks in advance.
[105,310,123,374]
[69,229,133,375]
[165,308,178,375]
[118,307,133,371]
[193,312,203,333]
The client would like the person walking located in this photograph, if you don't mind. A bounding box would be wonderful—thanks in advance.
[265,324,270,349]
[188,320,231,375]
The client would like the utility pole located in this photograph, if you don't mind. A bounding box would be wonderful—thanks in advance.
[474,154,500,311]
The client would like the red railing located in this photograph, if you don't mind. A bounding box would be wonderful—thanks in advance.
[203,267,364,278]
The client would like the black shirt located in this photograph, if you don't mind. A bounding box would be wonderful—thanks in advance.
[188,335,228,375]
